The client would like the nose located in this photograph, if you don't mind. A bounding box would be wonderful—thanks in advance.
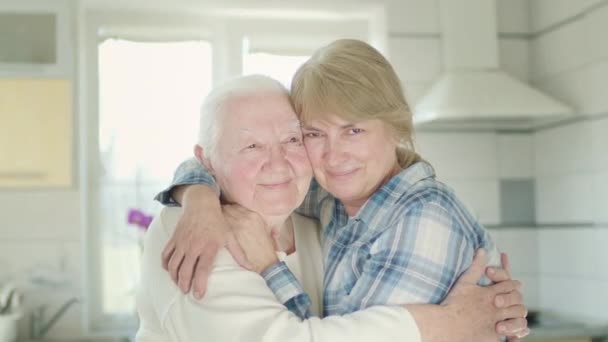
[263,144,290,173]
[323,136,346,168]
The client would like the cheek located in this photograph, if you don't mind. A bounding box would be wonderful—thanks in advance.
[303,140,324,168]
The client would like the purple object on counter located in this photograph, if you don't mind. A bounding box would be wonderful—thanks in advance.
[127,208,153,230]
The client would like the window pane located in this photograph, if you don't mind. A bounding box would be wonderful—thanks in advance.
[243,52,309,88]
[96,39,212,318]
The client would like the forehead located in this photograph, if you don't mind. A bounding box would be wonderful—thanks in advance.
[220,93,300,134]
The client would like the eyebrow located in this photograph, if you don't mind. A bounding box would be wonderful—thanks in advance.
[303,123,355,130]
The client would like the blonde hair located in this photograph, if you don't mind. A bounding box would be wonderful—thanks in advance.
[291,39,421,169]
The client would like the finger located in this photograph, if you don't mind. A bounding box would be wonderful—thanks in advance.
[501,253,513,278]
[497,304,528,322]
[271,230,282,252]
[459,249,488,284]
[495,290,524,308]
[226,233,252,270]
[192,243,219,299]
[486,266,511,283]
[490,279,522,295]
[497,317,528,336]
[167,249,185,284]
[161,238,176,271]
[177,254,198,293]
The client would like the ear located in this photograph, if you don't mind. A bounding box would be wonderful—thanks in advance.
[193,145,215,174]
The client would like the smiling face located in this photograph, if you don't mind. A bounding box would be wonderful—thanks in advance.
[302,115,401,215]
[205,91,312,219]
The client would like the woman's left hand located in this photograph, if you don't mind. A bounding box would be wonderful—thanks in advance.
[222,205,280,274]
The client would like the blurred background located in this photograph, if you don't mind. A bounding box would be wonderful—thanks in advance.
[0,0,606,341]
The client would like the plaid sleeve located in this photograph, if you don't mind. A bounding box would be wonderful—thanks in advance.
[295,178,331,220]
[337,200,475,314]
[154,158,219,206]
[261,261,313,319]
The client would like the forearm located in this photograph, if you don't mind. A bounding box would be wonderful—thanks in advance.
[262,261,313,319]
[406,304,456,342]
[175,184,220,209]
[155,158,219,206]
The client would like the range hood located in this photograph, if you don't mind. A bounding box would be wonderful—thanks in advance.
[414,0,574,130]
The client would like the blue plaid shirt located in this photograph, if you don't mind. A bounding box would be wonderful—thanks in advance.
[156,158,499,319]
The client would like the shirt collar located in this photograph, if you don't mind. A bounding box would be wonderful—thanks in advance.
[351,160,436,225]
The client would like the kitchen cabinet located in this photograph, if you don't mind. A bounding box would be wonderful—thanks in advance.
[0,79,73,188]
[0,0,74,77]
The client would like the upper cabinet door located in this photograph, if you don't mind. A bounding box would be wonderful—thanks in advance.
[0,0,74,77]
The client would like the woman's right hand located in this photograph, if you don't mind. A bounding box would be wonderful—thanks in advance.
[161,185,250,299]
[440,249,529,341]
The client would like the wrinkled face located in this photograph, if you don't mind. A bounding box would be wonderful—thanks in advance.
[302,115,400,213]
[209,92,312,217]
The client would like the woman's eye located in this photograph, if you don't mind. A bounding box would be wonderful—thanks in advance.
[246,144,258,149]
[349,128,363,135]
[304,132,320,138]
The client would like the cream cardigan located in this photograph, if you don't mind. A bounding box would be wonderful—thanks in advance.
[136,207,421,342]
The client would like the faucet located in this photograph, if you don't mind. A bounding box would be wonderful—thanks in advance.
[29,297,79,340]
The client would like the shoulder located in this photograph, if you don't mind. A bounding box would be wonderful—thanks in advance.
[387,178,484,242]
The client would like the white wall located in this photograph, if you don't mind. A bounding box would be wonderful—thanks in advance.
[529,0,608,323]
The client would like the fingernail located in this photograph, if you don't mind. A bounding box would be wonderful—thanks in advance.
[194,291,202,299]
[497,325,506,333]
[487,267,495,275]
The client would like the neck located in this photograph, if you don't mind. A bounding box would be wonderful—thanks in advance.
[262,214,290,234]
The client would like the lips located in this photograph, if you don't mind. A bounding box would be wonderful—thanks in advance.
[326,168,359,178]
[259,180,292,189]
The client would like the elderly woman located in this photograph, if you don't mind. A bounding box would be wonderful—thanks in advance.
[137,75,525,342]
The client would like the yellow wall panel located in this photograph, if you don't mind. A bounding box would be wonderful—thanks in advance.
[0,79,72,187]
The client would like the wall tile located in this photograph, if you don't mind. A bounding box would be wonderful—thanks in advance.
[514,274,540,310]
[529,0,603,33]
[586,4,608,62]
[534,120,594,177]
[444,179,500,225]
[592,117,608,172]
[538,275,607,323]
[535,61,608,116]
[416,132,498,179]
[389,37,441,83]
[500,180,536,226]
[538,227,598,278]
[531,16,588,80]
[497,134,534,179]
[386,0,440,34]
[593,172,608,224]
[535,174,595,223]
[0,191,81,240]
[488,228,539,274]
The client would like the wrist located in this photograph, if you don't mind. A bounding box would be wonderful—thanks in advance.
[182,185,221,210]
[257,256,280,274]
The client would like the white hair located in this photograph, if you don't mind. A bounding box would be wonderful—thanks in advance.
[198,74,289,158]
